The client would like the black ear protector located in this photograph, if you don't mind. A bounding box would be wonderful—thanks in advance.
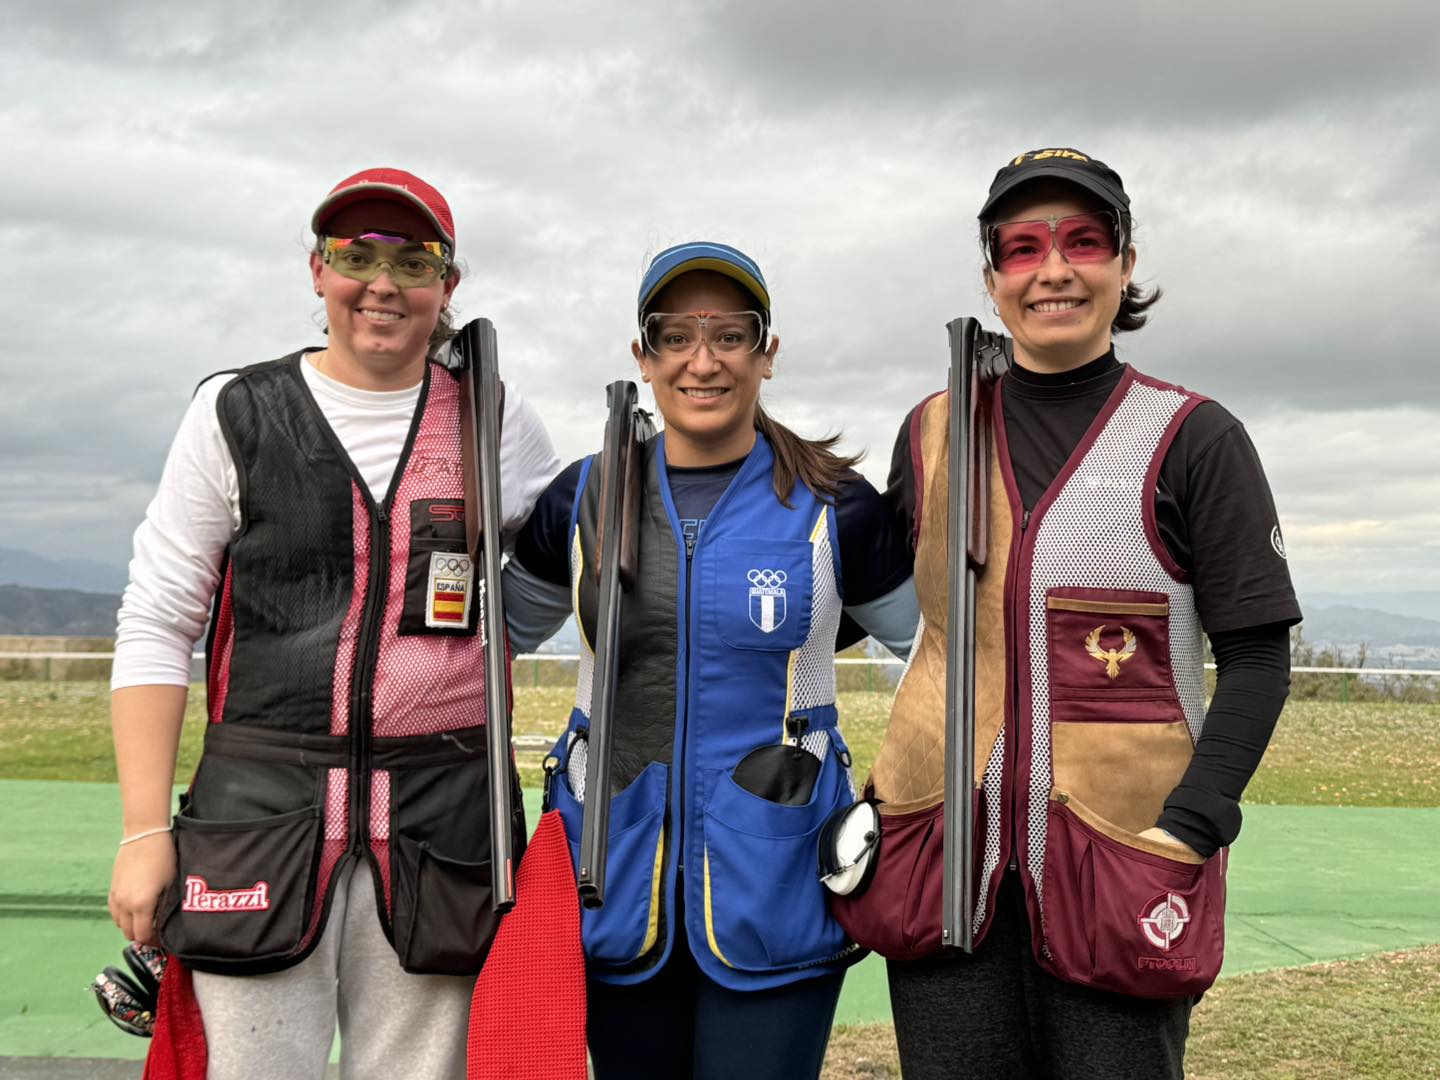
[90,942,166,1037]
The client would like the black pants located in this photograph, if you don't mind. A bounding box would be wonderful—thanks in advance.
[587,889,844,1080]
[887,872,1192,1080]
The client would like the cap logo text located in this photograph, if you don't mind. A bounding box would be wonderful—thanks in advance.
[1012,149,1091,166]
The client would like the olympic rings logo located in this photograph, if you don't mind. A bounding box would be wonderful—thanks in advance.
[747,569,788,588]
[432,555,471,575]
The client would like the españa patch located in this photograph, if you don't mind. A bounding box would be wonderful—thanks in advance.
[426,551,475,629]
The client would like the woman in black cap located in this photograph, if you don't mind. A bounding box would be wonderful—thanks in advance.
[502,241,918,1080]
[838,149,1301,1078]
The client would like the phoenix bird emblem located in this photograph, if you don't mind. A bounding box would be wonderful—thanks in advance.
[1085,624,1137,679]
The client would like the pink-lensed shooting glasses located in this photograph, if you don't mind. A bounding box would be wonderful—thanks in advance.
[984,211,1122,273]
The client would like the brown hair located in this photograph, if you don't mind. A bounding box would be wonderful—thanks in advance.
[753,400,863,508]
[1112,278,1161,334]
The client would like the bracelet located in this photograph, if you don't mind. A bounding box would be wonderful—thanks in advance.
[119,825,172,847]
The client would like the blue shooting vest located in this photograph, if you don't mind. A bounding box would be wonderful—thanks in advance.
[544,432,860,990]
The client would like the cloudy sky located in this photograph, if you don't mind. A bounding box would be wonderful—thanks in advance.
[4,0,1438,602]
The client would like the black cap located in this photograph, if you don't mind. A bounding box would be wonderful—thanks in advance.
[979,148,1129,221]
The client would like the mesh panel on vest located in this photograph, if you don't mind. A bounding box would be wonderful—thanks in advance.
[1024,380,1206,907]
[372,372,490,737]
[975,733,1006,932]
[565,730,588,804]
[787,506,842,716]
[206,566,236,725]
[331,485,371,737]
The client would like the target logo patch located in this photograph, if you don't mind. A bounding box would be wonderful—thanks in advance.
[1138,891,1191,950]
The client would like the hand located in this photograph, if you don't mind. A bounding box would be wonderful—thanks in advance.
[109,832,176,947]
[1136,826,1199,858]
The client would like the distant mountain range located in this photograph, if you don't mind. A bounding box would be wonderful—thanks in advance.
[2,543,1438,652]
[1296,606,1440,650]
[0,585,121,636]
[1305,591,1440,626]
[0,546,129,595]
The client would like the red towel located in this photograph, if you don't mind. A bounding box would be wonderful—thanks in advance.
[143,953,207,1080]
[467,810,587,1079]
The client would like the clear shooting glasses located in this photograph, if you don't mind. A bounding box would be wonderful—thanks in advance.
[640,310,768,360]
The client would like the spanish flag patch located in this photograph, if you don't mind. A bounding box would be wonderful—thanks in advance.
[425,551,474,630]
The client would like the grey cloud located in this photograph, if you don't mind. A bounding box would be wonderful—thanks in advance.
[2,0,1437,596]
[700,0,1440,120]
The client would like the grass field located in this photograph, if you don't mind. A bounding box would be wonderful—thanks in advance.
[4,683,1437,810]
[4,682,1439,1077]
[819,944,1440,1080]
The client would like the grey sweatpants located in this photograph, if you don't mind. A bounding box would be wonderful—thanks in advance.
[191,860,473,1080]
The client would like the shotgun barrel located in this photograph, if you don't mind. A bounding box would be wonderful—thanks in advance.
[457,317,517,913]
[577,381,654,908]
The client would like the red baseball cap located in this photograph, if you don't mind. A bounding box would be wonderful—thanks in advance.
[310,167,456,247]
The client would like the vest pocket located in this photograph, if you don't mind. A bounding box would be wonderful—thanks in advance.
[390,834,500,974]
[1041,790,1224,999]
[159,803,323,971]
[828,783,988,961]
[708,537,814,652]
[386,746,528,975]
[1045,588,1179,721]
[548,752,669,968]
[700,742,853,972]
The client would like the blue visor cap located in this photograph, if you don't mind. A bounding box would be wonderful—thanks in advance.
[637,242,771,322]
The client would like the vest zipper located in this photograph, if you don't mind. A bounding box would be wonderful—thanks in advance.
[1006,505,1032,871]
[676,540,694,875]
[350,502,391,862]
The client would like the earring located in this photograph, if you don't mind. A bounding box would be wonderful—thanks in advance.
[315,287,323,298]
[991,302,1000,317]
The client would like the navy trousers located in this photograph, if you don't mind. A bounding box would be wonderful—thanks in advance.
[586,888,844,1080]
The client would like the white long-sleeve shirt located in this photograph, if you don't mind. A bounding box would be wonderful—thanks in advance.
[113,355,561,688]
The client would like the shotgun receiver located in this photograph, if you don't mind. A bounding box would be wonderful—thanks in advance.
[576,380,655,908]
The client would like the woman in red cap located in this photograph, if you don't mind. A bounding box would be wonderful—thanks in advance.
[839,148,1301,1078]
[106,167,560,1079]
[501,241,919,1079]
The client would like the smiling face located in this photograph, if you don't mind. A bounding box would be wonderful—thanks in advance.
[309,198,457,388]
[632,270,777,467]
[984,181,1135,374]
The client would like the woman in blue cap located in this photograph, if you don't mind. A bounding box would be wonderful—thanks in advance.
[502,242,919,1079]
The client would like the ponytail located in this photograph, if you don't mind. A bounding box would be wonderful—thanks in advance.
[753,400,863,507]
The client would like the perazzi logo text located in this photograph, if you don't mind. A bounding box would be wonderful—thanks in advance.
[182,876,272,913]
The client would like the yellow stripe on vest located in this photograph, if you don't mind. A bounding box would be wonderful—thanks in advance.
[638,829,665,957]
[571,531,593,654]
[703,848,735,968]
